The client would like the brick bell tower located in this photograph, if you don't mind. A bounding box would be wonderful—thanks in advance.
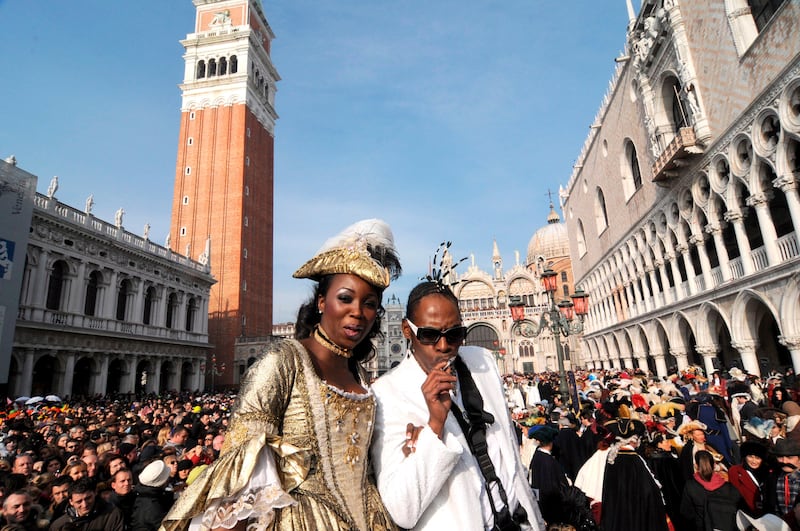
[170,0,279,388]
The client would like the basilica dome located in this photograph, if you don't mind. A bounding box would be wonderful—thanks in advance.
[526,204,570,265]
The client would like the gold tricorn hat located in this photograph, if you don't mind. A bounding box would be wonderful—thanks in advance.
[293,219,401,289]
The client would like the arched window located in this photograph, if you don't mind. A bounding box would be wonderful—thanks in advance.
[166,292,177,329]
[185,297,197,332]
[630,145,642,190]
[230,55,238,74]
[196,60,206,79]
[670,81,688,131]
[46,260,68,311]
[208,58,217,77]
[116,278,130,321]
[594,188,609,233]
[219,56,227,75]
[84,270,102,316]
[749,0,787,30]
[576,220,587,257]
[143,286,156,325]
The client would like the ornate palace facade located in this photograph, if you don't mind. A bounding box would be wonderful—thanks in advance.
[561,0,800,378]
[9,161,214,398]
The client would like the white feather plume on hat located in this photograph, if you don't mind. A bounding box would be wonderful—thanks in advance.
[293,219,402,289]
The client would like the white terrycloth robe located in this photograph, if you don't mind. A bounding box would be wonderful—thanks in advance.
[370,346,545,531]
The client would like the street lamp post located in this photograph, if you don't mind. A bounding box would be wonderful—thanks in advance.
[509,268,589,412]
[207,355,226,392]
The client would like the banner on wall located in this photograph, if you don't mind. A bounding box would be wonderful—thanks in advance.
[0,160,37,386]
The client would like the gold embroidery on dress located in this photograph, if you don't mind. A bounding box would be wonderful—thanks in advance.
[221,411,279,455]
[320,386,374,467]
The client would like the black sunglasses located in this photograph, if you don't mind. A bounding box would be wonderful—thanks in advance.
[406,319,467,345]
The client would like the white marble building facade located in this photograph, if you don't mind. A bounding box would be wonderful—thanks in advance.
[561,0,800,378]
[10,180,214,398]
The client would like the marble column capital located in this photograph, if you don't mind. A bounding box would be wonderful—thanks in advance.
[695,345,719,357]
[779,336,800,350]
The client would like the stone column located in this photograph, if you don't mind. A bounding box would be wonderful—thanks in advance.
[779,336,800,375]
[695,345,720,379]
[651,350,668,378]
[724,211,754,275]
[200,297,209,334]
[31,249,50,309]
[103,270,119,319]
[732,340,761,377]
[666,251,682,298]
[132,279,145,323]
[623,281,635,317]
[622,356,634,369]
[122,357,138,394]
[68,261,87,314]
[194,361,204,391]
[690,233,713,291]
[747,193,781,266]
[635,353,649,374]
[603,297,614,327]
[670,348,689,373]
[149,358,162,394]
[655,259,673,304]
[175,293,187,331]
[774,176,800,250]
[94,355,109,395]
[677,243,698,296]
[706,222,731,282]
[61,352,76,398]
[647,267,661,306]
[639,273,653,312]
[631,275,644,309]
[20,349,35,397]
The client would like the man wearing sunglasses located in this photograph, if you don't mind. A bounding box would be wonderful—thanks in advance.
[370,280,545,531]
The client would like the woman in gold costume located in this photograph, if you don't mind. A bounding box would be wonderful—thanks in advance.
[160,219,401,531]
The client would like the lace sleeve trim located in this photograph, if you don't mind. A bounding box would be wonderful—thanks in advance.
[200,483,296,530]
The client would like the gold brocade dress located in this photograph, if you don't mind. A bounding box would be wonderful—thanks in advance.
[160,339,397,531]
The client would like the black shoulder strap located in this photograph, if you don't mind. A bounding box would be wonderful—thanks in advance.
[450,357,526,531]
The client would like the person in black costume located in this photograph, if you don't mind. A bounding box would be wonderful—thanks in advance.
[529,425,568,525]
[130,460,175,531]
[680,450,742,531]
[646,431,688,530]
[553,413,585,481]
[600,418,668,531]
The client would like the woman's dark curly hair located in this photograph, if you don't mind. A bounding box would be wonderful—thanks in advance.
[295,275,385,379]
[405,281,461,322]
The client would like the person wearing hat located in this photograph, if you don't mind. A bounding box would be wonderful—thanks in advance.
[782,401,800,449]
[768,438,800,527]
[646,431,687,530]
[729,441,772,517]
[731,382,760,440]
[162,219,402,531]
[598,418,668,531]
[553,413,585,482]
[678,419,730,481]
[528,425,568,526]
[130,460,174,531]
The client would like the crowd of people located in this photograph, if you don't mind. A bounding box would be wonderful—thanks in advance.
[2,217,798,531]
[510,364,800,530]
[0,392,235,530]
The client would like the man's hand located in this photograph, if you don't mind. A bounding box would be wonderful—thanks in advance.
[403,423,424,457]
[422,360,457,438]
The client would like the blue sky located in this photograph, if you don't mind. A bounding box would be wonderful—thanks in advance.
[0,1,631,323]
